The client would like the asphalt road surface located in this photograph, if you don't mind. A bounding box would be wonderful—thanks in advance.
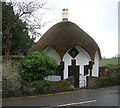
[2,86,120,108]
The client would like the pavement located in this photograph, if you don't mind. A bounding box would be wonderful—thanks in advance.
[1,86,120,107]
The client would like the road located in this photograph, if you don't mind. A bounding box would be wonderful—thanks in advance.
[2,86,120,108]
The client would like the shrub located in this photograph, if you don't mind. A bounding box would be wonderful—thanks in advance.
[99,65,120,77]
[19,51,58,82]
[99,66,107,77]
[97,74,120,88]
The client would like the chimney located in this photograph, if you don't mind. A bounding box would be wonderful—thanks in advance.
[62,8,68,21]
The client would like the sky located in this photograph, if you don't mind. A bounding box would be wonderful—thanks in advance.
[36,0,119,58]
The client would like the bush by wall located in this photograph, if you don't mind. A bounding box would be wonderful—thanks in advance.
[99,65,120,77]
[96,74,120,88]
[19,51,58,81]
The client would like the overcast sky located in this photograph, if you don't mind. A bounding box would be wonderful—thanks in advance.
[37,0,118,58]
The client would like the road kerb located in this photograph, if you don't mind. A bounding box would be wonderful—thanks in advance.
[1,89,91,101]
[1,86,119,101]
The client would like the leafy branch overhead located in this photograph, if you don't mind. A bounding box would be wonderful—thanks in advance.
[2,2,34,55]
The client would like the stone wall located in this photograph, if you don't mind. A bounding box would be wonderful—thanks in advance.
[86,76,98,89]
[2,56,24,97]
[2,57,74,98]
[22,76,74,96]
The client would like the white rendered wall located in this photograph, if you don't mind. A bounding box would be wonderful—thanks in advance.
[43,46,99,85]
[44,46,61,81]
[75,46,91,76]
[62,52,72,79]
[92,52,99,77]
[43,46,61,65]
[63,46,91,79]
[45,75,61,81]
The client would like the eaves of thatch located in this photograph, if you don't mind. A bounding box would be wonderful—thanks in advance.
[28,21,101,61]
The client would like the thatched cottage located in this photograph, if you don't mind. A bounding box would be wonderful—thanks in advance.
[28,9,101,88]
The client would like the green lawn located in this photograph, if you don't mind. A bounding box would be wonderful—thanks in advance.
[99,57,119,67]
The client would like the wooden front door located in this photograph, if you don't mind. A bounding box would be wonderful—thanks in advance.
[68,65,80,88]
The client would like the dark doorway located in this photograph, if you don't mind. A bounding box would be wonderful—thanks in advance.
[68,66,79,88]
[84,65,89,76]
[68,59,80,88]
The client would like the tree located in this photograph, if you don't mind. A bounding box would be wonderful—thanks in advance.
[10,0,54,39]
[2,0,54,55]
[2,2,34,55]
[2,2,15,55]
[10,20,34,55]
[19,51,58,81]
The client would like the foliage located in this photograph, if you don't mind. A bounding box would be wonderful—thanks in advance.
[19,51,58,82]
[30,80,51,88]
[99,57,119,67]
[99,64,120,77]
[2,2,35,55]
[96,74,120,87]
[98,61,120,87]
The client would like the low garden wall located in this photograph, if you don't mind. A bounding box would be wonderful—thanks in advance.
[2,56,74,98]
[87,65,120,89]
[86,76,98,89]
[2,56,24,97]
[22,76,74,96]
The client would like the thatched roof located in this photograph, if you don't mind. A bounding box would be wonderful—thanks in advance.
[28,21,101,60]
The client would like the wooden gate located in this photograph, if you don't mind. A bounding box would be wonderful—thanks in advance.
[79,75,86,88]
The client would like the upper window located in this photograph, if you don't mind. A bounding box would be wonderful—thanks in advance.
[68,47,79,58]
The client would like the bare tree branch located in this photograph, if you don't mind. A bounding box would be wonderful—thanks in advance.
[8,0,55,39]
